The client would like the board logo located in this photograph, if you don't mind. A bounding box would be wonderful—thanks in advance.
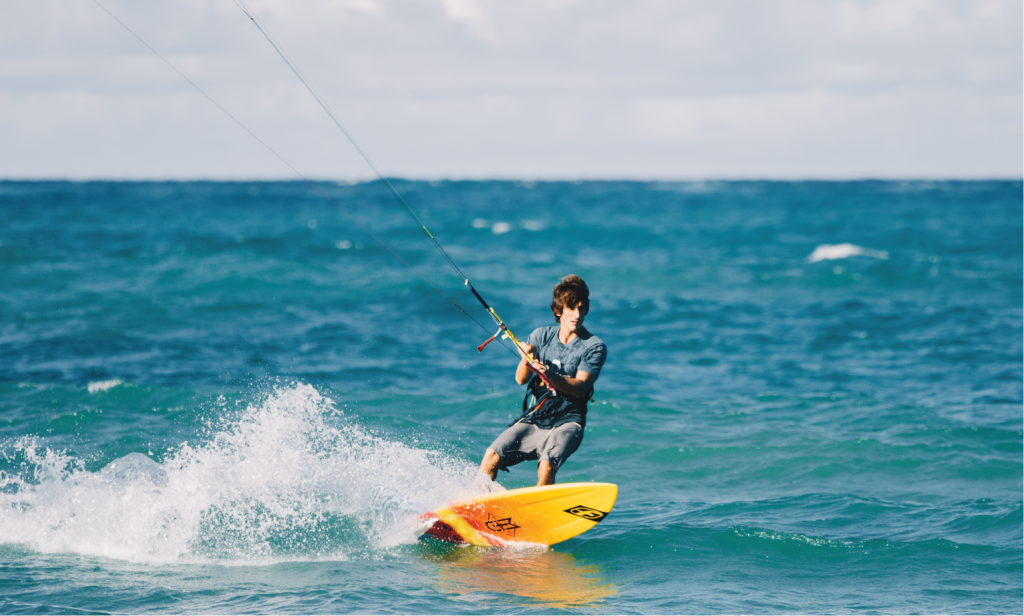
[485,515,521,533]
[565,505,608,522]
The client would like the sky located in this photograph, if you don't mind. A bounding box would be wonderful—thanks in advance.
[1,0,1021,180]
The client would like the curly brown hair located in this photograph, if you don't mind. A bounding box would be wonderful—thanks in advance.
[550,274,590,321]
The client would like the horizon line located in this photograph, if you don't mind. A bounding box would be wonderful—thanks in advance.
[2,176,1021,184]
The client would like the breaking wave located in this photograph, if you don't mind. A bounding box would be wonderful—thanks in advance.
[0,384,489,565]
[806,243,889,263]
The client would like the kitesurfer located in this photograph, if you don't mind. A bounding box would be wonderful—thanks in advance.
[479,275,607,486]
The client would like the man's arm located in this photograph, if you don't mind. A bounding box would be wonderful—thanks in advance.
[515,344,538,385]
[539,368,595,399]
[515,342,599,398]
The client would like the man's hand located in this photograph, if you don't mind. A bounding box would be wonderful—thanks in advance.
[518,343,548,372]
[515,344,547,386]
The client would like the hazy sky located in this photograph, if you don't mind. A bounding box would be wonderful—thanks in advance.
[2,0,1021,179]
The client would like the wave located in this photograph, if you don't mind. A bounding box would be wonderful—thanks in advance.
[0,384,491,565]
[86,379,123,393]
[806,243,890,263]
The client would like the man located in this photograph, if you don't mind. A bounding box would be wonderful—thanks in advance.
[479,275,607,486]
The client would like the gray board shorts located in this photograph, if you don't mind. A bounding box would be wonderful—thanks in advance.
[488,421,584,471]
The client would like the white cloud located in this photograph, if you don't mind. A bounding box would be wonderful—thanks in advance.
[442,0,483,23]
[0,0,1019,179]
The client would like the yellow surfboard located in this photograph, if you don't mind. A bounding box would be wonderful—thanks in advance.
[420,483,618,547]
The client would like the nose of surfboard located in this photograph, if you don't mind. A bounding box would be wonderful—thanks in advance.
[420,482,618,547]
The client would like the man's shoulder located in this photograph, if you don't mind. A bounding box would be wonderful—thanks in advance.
[575,329,606,350]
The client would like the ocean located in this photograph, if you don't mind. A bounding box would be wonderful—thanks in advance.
[0,179,1021,613]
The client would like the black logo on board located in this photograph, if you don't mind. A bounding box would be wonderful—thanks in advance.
[565,505,608,522]
[485,515,521,533]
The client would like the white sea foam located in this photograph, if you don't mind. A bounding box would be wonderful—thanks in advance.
[806,243,889,263]
[0,384,487,564]
[87,379,122,393]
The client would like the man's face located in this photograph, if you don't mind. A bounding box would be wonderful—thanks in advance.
[559,302,587,333]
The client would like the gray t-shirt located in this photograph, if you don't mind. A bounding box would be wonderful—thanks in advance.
[527,325,607,394]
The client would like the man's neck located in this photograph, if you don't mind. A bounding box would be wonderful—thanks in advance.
[559,325,584,345]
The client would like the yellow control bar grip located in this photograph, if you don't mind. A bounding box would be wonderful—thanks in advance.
[487,308,536,362]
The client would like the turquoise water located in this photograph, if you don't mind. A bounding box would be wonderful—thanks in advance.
[0,180,1021,613]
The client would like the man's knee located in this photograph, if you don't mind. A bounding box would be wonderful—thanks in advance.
[479,449,501,476]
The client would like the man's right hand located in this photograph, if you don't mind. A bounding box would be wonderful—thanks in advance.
[514,343,546,386]
[518,343,537,363]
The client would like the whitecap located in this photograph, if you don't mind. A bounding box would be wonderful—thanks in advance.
[100,452,168,487]
[806,243,889,263]
[87,379,122,393]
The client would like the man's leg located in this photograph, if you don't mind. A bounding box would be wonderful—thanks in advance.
[537,460,556,486]
[481,423,533,481]
[536,423,584,487]
[479,449,502,481]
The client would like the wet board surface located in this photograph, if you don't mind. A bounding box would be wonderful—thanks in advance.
[420,483,618,547]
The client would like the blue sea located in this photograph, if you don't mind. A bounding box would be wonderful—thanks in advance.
[0,180,1021,614]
